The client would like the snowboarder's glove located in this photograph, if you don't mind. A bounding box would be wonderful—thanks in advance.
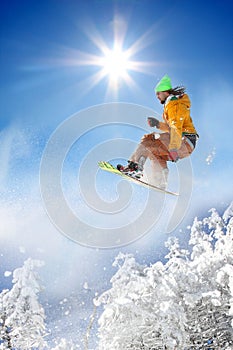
[168,149,179,162]
[147,117,160,128]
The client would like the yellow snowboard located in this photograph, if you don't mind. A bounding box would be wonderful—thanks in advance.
[98,161,178,196]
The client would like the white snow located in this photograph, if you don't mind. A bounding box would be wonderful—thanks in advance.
[50,338,76,350]
[1,204,233,349]
[0,258,47,350]
[83,282,89,290]
[4,270,12,277]
[19,246,26,253]
[223,201,233,222]
[206,147,216,165]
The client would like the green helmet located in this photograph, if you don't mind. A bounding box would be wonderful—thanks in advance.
[155,74,172,92]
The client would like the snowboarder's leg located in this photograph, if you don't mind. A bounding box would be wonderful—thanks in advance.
[130,132,194,163]
[125,133,169,185]
[150,160,169,189]
[118,134,157,178]
[130,132,169,163]
[177,136,195,159]
[140,132,194,162]
[118,132,194,183]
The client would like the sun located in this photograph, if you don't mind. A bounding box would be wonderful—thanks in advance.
[100,45,130,84]
[92,28,156,94]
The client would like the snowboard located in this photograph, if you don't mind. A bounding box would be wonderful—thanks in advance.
[98,161,179,196]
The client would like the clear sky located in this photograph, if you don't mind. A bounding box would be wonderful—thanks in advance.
[0,0,233,346]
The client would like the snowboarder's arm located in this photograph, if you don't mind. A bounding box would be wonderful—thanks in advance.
[158,121,170,132]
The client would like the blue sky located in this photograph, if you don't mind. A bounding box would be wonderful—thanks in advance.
[0,0,233,346]
[1,0,232,127]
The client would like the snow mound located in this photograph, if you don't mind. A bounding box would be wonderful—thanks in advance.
[223,201,233,222]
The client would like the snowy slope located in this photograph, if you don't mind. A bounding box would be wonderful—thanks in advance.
[95,204,233,350]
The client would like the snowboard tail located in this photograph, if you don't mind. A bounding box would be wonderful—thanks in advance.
[98,161,178,196]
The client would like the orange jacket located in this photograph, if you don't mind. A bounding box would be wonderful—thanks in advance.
[159,94,197,150]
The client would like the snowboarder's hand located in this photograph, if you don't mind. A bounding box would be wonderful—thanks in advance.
[168,149,179,162]
[147,117,160,128]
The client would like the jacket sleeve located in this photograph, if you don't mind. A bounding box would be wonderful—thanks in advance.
[166,100,185,150]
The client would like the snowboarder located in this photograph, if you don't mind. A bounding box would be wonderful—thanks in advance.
[118,75,199,189]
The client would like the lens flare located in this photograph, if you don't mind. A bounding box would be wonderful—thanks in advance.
[45,16,159,97]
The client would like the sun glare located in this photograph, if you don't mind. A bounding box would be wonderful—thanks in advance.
[56,16,158,96]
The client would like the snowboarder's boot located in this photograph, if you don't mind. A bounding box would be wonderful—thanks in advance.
[117,161,143,179]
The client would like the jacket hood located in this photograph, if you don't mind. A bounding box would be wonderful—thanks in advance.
[180,94,191,108]
[165,94,191,108]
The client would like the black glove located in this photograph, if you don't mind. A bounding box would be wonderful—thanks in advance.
[147,117,160,128]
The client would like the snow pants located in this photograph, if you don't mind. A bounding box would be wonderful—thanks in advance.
[129,132,195,188]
